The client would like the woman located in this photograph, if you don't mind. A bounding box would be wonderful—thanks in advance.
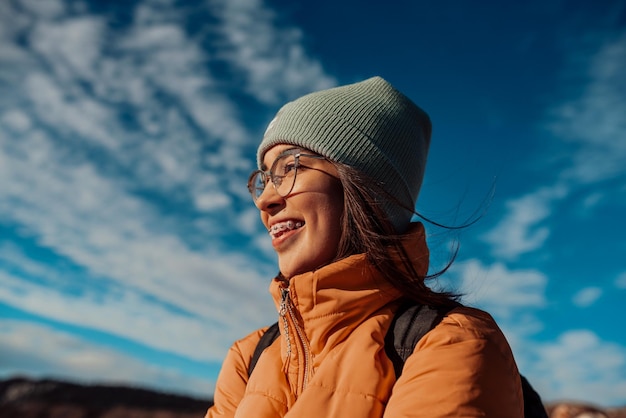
[205,77,524,417]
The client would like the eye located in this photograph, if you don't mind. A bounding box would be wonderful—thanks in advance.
[274,154,298,177]
[282,162,296,175]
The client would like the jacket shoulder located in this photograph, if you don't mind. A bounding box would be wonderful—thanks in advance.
[385,306,524,417]
[205,326,271,418]
[217,327,272,393]
[423,306,508,345]
[230,326,271,369]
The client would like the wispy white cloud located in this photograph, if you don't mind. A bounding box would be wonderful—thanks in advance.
[115,13,249,148]
[30,16,107,85]
[581,191,604,211]
[615,272,626,289]
[26,71,120,150]
[0,264,266,363]
[209,0,337,105]
[547,32,626,184]
[1,110,32,132]
[452,259,548,320]
[0,319,214,398]
[18,0,67,19]
[529,330,626,406]
[483,31,626,264]
[481,186,566,260]
[572,286,603,308]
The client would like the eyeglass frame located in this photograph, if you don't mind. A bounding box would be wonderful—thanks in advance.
[247,148,327,202]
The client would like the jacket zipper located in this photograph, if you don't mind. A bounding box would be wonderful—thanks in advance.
[279,287,292,359]
[279,286,311,392]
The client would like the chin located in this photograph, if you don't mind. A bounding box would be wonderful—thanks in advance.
[279,261,311,279]
[279,267,301,280]
[279,259,332,280]
[278,247,338,279]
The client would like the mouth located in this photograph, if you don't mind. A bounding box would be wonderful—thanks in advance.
[269,220,305,239]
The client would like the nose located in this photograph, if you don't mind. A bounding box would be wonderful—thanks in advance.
[254,181,285,214]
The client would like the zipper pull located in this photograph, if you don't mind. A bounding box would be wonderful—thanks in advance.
[279,287,289,317]
[279,286,292,359]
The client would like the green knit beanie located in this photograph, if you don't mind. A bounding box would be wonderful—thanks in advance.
[257,76,431,233]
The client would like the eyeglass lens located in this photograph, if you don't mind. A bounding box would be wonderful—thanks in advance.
[250,152,299,201]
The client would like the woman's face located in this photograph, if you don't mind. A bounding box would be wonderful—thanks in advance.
[254,144,344,279]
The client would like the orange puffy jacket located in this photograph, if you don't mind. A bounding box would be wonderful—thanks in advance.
[206,224,524,417]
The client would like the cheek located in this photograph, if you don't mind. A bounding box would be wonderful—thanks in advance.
[314,191,344,245]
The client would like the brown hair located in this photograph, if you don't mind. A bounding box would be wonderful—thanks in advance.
[332,162,460,308]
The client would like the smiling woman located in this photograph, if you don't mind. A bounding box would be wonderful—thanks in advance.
[252,146,343,278]
[205,77,529,418]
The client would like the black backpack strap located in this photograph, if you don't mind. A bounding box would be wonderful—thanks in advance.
[521,375,549,418]
[384,302,453,378]
[247,322,280,377]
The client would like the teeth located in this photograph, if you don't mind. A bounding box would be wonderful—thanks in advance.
[269,220,304,236]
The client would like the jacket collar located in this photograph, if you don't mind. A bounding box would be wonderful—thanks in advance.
[268,222,429,354]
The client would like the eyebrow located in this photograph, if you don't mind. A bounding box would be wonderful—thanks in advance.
[278,147,301,157]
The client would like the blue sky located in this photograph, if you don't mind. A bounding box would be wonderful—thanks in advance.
[1,0,625,407]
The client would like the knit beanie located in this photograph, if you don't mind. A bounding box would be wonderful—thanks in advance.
[257,76,431,233]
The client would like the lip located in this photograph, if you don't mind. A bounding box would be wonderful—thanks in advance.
[271,224,303,249]
[268,217,305,246]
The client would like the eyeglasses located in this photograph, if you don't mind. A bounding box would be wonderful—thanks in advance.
[248,148,327,202]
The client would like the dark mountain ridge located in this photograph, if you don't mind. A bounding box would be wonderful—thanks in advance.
[0,376,212,418]
[1,375,625,418]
